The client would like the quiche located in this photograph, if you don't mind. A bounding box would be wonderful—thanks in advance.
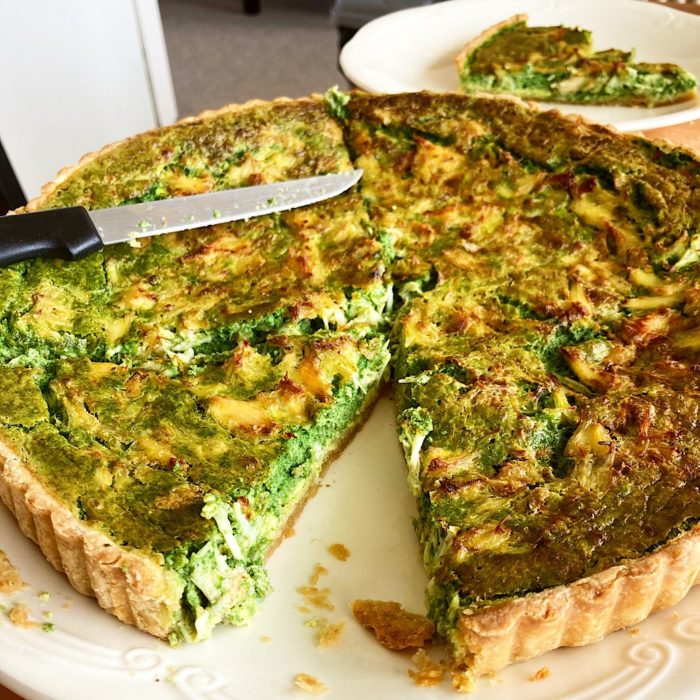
[456,14,698,106]
[1,90,700,685]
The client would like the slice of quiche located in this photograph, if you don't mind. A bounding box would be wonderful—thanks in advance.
[0,332,388,641]
[455,14,698,106]
[345,91,700,682]
[0,96,391,641]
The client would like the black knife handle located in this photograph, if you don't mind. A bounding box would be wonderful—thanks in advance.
[0,207,103,267]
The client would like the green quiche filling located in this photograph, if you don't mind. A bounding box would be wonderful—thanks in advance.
[344,91,700,662]
[456,15,697,106]
[0,100,388,372]
[0,332,388,639]
[0,96,391,641]
[1,90,700,665]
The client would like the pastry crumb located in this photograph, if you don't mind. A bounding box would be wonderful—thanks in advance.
[452,670,476,693]
[260,635,272,643]
[297,564,334,611]
[327,543,350,561]
[317,618,346,648]
[37,591,50,602]
[629,628,640,636]
[297,586,334,611]
[9,603,38,629]
[408,649,446,687]
[294,673,327,694]
[0,549,26,594]
[529,666,550,681]
[297,565,344,644]
[309,563,328,586]
[351,599,434,650]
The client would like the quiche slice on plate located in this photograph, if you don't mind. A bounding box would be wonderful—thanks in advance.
[1,90,700,686]
[455,14,698,106]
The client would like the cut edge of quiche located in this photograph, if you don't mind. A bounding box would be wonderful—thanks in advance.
[455,13,698,107]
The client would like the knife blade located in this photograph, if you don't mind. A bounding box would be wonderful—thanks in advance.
[0,169,363,267]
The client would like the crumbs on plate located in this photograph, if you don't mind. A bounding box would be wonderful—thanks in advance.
[9,603,38,629]
[451,669,476,694]
[0,549,26,594]
[297,564,334,612]
[297,564,345,648]
[316,618,346,648]
[294,673,327,694]
[351,599,435,650]
[309,564,328,586]
[408,649,446,687]
[327,543,350,561]
[529,666,551,682]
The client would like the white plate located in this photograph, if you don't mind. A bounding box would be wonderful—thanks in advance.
[340,0,700,132]
[2,399,700,698]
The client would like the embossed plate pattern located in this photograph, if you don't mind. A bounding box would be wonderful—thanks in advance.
[1,400,699,699]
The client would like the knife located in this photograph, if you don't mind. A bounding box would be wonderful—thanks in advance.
[0,169,363,267]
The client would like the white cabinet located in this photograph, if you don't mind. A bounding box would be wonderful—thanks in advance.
[0,0,177,201]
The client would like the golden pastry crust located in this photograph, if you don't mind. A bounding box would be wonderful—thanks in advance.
[454,13,527,77]
[23,94,323,213]
[452,525,700,679]
[0,439,185,638]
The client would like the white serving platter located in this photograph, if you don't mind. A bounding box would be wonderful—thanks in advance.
[340,0,700,132]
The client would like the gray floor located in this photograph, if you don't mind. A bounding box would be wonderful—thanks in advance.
[160,0,350,119]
